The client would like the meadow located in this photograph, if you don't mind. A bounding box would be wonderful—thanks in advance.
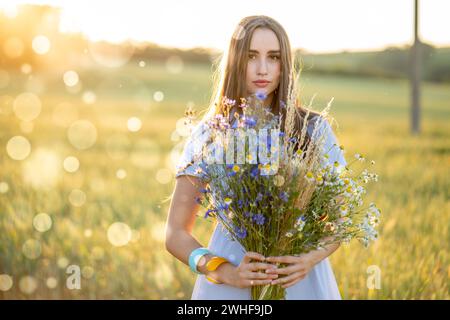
[0,60,448,299]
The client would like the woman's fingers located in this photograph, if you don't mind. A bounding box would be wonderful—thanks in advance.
[249,279,273,286]
[243,271,278,280]
[248,262,278,272]
[242,252,265,264]
[267,264,302,275]
[271,271,304,286]
[281,274,306,288]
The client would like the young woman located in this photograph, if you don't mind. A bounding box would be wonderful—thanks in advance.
[165,15,345,300]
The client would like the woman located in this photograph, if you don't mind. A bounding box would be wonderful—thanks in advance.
[165,15,345,299]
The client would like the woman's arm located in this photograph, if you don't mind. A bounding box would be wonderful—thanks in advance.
[165,175,234,284]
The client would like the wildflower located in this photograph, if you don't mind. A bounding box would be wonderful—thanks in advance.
[305,171,315,183]
[232,165,240,173]
[256,192,263,202]
[224,197,232,205]
[252,213,266,225]
[279,191,289,203]
[339,205,348,216]
[204,208,216,218]
[255,90,267,100]
[235,225,247,239]
[244,116,257,128]
[294,217,306,231]
[285,231,294,238]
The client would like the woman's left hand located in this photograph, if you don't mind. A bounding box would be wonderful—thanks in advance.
[264,253,317,289]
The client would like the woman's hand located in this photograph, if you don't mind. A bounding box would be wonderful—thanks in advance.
[223,252,279,289]
[265,242,341,289]
[264,253,317,289]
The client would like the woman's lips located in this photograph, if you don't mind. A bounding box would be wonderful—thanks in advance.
[253,81,270,88]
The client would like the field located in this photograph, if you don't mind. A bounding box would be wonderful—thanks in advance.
[0,61,449,299]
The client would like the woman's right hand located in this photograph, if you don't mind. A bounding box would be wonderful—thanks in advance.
[223,252,279,289]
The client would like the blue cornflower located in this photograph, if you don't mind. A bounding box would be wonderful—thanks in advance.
[195,197,202,204]
[278,131,285,137]
[235,225,247,239]
[244,116,257,128]
[252,213,266,225]
[227,171,237,177]
[237,199,244,208]
[255,91,267,100]
[204,208,217,218]
[279,191,289,203]
[256,192,263,202]
[250,166,259,178]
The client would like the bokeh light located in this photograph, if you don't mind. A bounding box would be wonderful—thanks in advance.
[57,257,69,269]
[0,274,13,292]
[19,276,37,295]
[33,213,52,233]
[68,189,86,207]
[6,136,31,160]
[63,156,80,173]
[23,148,61,189]
[32,35,51,55]
[81,266,94,279]
[82,90,97,104]
[116,169,126,179]
[0,181,9,194]
[22,239,42,260]
[46,277,58,289]
[63,70,79,87]
[20,64,32,74]
[153,91,164,102]
[13,92,41,122]
[127,117,142,132]
[107,222,132,247]
[67,120,97,150]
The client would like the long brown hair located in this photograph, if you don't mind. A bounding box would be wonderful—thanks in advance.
[199,15,320,143]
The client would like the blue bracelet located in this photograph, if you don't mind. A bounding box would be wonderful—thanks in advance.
[189,247,211,274]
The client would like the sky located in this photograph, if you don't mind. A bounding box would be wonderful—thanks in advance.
[1,0,449,53]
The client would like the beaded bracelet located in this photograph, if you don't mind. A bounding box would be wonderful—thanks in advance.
[188,247,211,274]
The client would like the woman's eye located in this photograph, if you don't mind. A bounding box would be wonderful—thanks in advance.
[249,54,256,59]
[271,55,280,61]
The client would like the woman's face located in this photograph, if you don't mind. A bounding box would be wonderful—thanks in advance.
[246,27,281,104]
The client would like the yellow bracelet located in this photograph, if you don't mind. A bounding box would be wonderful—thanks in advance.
[205,256,229,284]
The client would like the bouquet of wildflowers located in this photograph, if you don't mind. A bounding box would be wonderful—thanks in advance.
[181,84,381,300]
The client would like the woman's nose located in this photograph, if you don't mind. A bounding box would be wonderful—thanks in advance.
[257,60,268,75]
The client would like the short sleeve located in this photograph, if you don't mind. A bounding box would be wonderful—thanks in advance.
[175,121,210,179]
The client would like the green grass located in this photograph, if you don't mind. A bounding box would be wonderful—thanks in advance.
[0,62,448,299]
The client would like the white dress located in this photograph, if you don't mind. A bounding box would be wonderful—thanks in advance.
[175,118,346,300]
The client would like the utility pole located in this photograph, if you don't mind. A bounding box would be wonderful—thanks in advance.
[411,0,421,135]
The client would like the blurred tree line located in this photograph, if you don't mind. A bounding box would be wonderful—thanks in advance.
[1,4,449,83]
